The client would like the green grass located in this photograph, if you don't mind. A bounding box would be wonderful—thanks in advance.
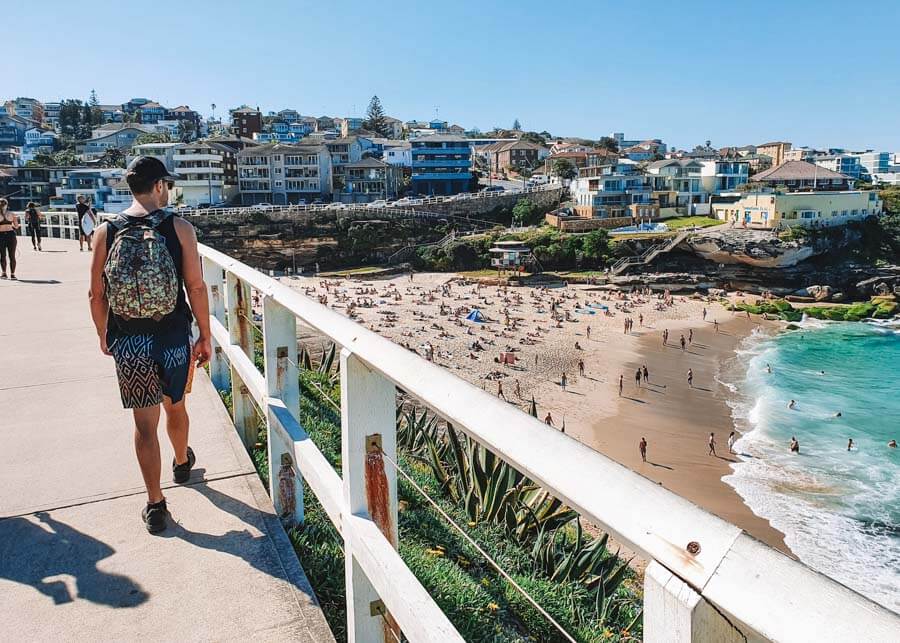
[236,369,643,642]
[663,216,721,230]
[319,265,389,277]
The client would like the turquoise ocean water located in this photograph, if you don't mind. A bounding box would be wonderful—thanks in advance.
[719,318,900,612]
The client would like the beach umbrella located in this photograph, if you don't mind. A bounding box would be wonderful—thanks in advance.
[529,396,537,418]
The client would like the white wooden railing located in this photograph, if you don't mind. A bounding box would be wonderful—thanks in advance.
[15,212,82,240]
[199,243,900,643]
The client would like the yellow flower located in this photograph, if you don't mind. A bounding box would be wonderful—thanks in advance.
[603,629,614,639]
[487,602,499,612]
[468,521,477,528]
[425,548,445,557]
[480,578,491,587]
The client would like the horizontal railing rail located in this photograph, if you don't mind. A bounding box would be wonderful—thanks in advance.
[14,212,81,240]
[198,243,899,642]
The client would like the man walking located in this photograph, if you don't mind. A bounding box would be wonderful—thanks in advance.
[89,156,211,533]
[76,195,97,252]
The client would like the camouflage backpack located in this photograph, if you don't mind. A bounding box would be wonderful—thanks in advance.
[104,211,178,321]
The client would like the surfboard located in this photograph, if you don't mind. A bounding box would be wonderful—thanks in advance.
[81,214,95,236]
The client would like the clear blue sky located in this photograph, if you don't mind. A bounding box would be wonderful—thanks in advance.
[7,0,900,150]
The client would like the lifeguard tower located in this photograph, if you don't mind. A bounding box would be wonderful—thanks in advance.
[489,240,534,275]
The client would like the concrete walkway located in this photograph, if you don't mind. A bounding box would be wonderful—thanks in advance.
[0,238,334,642]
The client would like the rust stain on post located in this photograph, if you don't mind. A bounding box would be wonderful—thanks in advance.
[364,433,400,639]
[235,278,249,350]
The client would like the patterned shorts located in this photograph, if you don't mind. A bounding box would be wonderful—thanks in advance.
[110,329,192,409]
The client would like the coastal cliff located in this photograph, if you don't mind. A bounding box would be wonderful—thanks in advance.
[682,227,859,268]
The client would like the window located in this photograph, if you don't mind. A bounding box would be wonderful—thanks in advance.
[275,180,283,187]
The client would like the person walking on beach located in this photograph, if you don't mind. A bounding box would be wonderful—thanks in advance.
[702,307,707,321]
[586,325,591,340]
[687,368,694,387]
[642,364,649,383]
[26,201,42,251]
[497,380,506,400]
[728,431,736,454]
[634,368,642,388]
[618,374,624,397]
[708,432,717,456]
[515,379,521,399]
[544,412,554,427]
[790,437,800,453]
[0,198,19,279]
[688,328,693,345]
[662,328,668,346]
[639,313,643,327]
[639,437,647,463]
[560,372,567,391]
[88,156,211,533]
[714,319,719,333]
[77,195,97,252]
[680,334,686,351]
[578,359,585,377]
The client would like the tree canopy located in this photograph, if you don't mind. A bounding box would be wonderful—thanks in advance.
[552,158,577,180]
[364,95,389,137]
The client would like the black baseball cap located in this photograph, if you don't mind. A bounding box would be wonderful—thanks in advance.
[126,156,179,184]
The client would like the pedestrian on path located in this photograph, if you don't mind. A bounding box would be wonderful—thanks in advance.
[26,201,43,251]
[88,156,212,534]
[77,195,97,252]
[639,437,647,462]
[618,374,624,397]
[708,432,717,456]
[0,198,19,279]
[687,368,694,387]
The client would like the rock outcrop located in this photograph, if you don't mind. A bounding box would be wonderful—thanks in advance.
[683,229,818,268]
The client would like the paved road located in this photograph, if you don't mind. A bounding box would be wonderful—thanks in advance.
[0,238,333,642]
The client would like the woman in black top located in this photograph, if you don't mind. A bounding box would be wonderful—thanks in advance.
[26,202,42,251]
[0,197,19,279]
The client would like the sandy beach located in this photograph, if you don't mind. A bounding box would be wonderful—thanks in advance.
[281,271,790,555]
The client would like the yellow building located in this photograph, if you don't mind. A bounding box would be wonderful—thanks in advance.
[712,191,882,229]
[756,141,792,167]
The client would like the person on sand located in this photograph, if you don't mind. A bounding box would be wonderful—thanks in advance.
[578,359,585,377]
[708,432,717,456]
[560,373,567,391]
[847,438,854,451]
[544,412,554,427]
[618,375,623,397]
[680,334,686,351]
[790,437,800,453]
[639,437,647,463]
[634,368,642,388]
[714,319,719,333]
[642,365,649,383]
[639,313,643,327]
[687,368,693,387]
[515,379,521,399]
[728,431,736,454]
[497,380,506,401]
[688,328,693,345]
[702,307,707,321]
[586,325,591,340]
[574,341,582,350]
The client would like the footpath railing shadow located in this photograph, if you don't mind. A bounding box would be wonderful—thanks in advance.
[0,511,148,607]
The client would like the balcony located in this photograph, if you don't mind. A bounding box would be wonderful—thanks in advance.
[411,159,471,168]
[411,171,473,180]
[175,153,223,162]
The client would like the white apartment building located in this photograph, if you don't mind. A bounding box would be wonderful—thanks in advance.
[130,142,179,167]
[237,143,332,205]
[645,159,708,208]
[382,141,412,167]
[700,160,750,194]
[173,142,232,207]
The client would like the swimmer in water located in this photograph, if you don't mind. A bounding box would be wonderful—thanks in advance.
[889,440,897,448]
[789,437,799,453]
[788,399,796,409]
[847,438,854,451]
[834,411,842,418]
[766,363,772,373]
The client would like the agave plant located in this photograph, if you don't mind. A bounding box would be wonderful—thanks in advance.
[298,342,339,384]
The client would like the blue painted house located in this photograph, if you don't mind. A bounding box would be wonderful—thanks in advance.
[410,134,472,196]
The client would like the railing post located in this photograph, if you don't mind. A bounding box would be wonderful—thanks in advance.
[226,271,257,448]
[262,295,303,526]
[202,257,230,393]
[340,348,398,643]
[643,561,745,643]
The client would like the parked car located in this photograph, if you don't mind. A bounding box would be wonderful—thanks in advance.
[482,185,504,193]
[367,199,388,208]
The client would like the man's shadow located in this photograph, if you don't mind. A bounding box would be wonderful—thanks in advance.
[0,511,148,607]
